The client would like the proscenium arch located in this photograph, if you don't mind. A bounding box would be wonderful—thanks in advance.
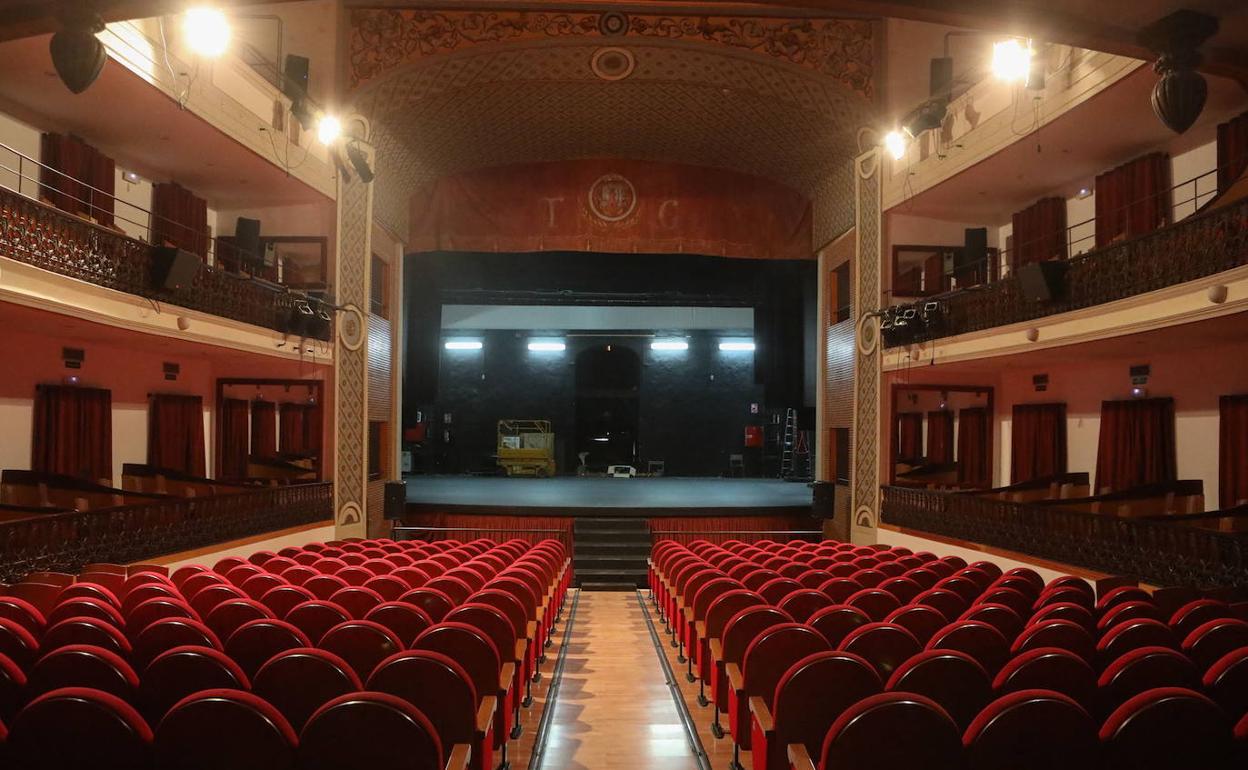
[347,32,879,244]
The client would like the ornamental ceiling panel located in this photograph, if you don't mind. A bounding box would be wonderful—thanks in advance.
[354,38,879,238]
[349,8,877,98]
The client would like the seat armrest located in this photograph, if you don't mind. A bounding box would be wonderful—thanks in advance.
[788,743,817,770]
[526,621,538,640]
[682,606,693,623]
[725,662,743,692]
[500,663,516,691]
[708,639,723,663]
[476,696,497,735]
[444,744,471,770]
[515,639,528,663]
[695,621,707,638]
[749,696,774,733]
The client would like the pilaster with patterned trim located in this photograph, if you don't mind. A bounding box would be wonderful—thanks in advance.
[334,116,375,539]
[851,149,882,545]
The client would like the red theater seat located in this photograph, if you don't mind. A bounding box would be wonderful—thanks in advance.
[253,648,361,733]
[887,649,991,731]
[140,644,246,722]
[0,652,25,723]
[839,622,921,680]
[299,691,448,770]
[884,604,947,645]
[399,588,456,623]
[8,687,152,769]
[0,597,45,637]
[1169,599,1235,640]
[994,647,1096,712]
[959,603,1024,642]
[364,602,434,647]
[1096,645,1201,720]
[1012,618,1096,664]
[127,597,197,635]
[259,585,317,619]
[1204,647,1248,721]
[926,620,1010,675]
[964,689,1097,770]
[816,691,962,770]
[155,688,297,770]
[1182,618,1248,672]
[1100,687,1235,770]
[763,651,880,770]
[24,644,138,702]
[286,601,351,646]
[47,596,126,630]
[42,616,131,659]
[319,620,403,682]
[225,619,312,679]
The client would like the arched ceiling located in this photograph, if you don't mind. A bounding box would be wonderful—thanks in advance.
[348,8,880,242]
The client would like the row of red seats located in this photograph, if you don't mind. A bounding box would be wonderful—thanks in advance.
[0,536,570,769]
[651,538,1248,770]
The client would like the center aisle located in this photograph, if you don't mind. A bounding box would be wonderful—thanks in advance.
[538,591,706,770]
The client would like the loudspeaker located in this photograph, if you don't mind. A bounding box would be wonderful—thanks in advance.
[283,54,310,99]
[930,57,954,100]
[1017,261,1068,303]
[383,481,406,520]
[234,216,261,256]
[151,246,199,290]
[958,228,988,274]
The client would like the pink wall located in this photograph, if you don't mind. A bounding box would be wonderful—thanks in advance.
[0,320,331,486]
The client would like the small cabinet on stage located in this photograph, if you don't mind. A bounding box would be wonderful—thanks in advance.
[744,425,764,448]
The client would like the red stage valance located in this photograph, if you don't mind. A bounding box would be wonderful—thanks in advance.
[409,159,813,260]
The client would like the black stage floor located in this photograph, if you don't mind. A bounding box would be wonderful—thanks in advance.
[402,476,813,517]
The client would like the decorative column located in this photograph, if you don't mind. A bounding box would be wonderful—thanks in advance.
[850,148,882,545]
[333,115,375,539]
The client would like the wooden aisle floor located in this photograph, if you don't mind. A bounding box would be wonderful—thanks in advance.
[536,591,707,770]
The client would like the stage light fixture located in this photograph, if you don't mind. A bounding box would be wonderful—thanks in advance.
[719,340,755,352]
[345,141,375,184]
[528,340,566,352]
[651,339,689,351]
[50,7,106,95]
[444,340,483,351]
[184,7,231,58]
[883,130,907,161]
[992,39,1033,84]
[316,114,342,145]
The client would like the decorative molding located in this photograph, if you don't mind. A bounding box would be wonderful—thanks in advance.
[349,8,876,97]
[851,147,881,545]
[334,119,375,539]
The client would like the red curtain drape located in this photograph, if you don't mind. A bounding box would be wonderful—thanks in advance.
[1011,197,1067,267]
[923,254,943,294]
[926,411,954,464]
[31,385,112,484]
[1219,395,1248,508]
[39,133,116,227]
[896,413,923,460]
[152,181,209,258]
[956,407,991,487]
[1217,111,1248,194]
[1011,403,1067,484]
[147,394,206,476]
[251,400,277,458]
[280,403,311,454]
[1094,398,1177,494]
[220,398,250,480]
[1095,153,1171,247]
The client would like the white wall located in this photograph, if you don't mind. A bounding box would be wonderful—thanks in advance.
[0,110,42,198]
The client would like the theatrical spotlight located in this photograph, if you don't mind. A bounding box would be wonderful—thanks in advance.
[345,141,375,183]
[50,6,106,94]
[902,98,948,139]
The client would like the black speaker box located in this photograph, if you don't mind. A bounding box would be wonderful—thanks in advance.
[283,54,310,99]
[150,246,199,290]
[384,481,406,520]
[234,217,261,264]
[1017,261,1069,303]
[958,227,988,274]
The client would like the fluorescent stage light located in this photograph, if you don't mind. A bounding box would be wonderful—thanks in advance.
[444,340,483,351]
[719,340,756,352]
[528,340,566,352]
[651,339,689,351]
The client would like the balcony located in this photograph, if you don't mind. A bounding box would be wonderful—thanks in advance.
[882,193,1248,347]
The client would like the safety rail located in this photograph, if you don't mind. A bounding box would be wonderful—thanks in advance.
[885,193,1248,345]
[0,481,333,584]
[0,179,331,341]
[647,528,823,547]
[881,485,1248,589]
[391,524,574,553]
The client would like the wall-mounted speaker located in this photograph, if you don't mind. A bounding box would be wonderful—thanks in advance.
[1017,261,1068,303]
[283,54,310,99]
[384,481,406,520]
[150,246,199,291]
[958,227,988,277]
[234,217,262,269]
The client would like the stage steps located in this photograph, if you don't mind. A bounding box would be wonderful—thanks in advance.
[573,517,650,591]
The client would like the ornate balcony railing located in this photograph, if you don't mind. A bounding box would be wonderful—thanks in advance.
[885,196,1248,345]
[0,186,331,341]
[881,485,1248,589]
[0,482,333,583]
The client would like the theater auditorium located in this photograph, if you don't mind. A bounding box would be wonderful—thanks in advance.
[0,0,1246,768]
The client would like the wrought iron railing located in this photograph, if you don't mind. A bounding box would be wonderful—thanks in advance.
[0,185,331,341]
[0,482,333,583]
[885,195,1248,344]
[881,485,1248,589]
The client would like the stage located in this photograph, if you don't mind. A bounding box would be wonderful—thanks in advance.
[402,475,813,517]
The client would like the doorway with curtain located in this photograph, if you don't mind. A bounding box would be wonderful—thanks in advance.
[574,345,641,473]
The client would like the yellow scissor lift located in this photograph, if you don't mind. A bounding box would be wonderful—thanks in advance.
[496,419,557,477]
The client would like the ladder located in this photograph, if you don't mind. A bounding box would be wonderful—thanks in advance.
[779,408,797,479]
